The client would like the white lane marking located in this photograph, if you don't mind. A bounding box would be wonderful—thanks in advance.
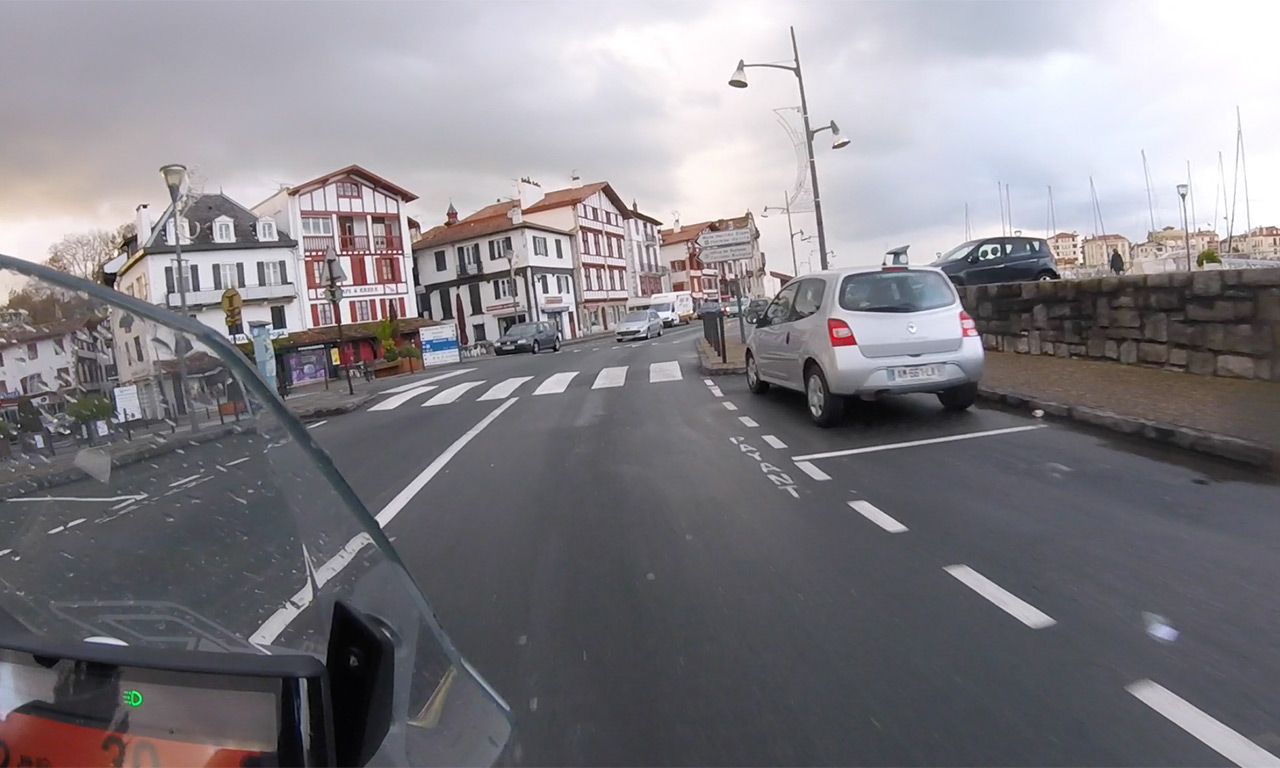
[794,461,831,481]
[226,457,251,467]
[9,493,147,504]
[738,416,759,428]
[573,349,582,353]
[592,366,627,389]
[478,376,533,401]
[703,379,714,385]
[847,500,907,532]
[722,402,738,411]
[649,361,683,382]
[252,399,518,646]
[67,518,86,529]
[47,525,64,535]
[591,347,601,352]
[422,381,485,406]
[943,565,1056,629]
[534,371,578,395]
[381,369,475,393]
[1126,680,1280,767]
[308,420,328,429]
[791,425,1048,462]
[762,435,787,449]
[370,384,439,411]
[168,474,202,487]
[611,345,622,350]
[709,386,723,397]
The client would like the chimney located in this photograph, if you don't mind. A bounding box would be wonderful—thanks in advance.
[508,203,523,226]
[445,202,458,226]
[135,204,151,246]
[673,215,681,234]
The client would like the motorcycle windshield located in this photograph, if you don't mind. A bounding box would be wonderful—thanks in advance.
[0,254,512,766]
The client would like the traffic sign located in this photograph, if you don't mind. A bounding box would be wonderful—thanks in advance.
[699,243,755,263]
[696,228,752,249]
[220,287,242,312]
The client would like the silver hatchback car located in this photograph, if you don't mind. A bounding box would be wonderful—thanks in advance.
[745,265,984,427]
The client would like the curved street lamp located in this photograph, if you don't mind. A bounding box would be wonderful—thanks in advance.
[158,163,198,431]
[1176,183,1191,271]
[729,27,845,271]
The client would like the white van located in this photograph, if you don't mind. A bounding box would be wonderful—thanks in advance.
[648,292,694,326]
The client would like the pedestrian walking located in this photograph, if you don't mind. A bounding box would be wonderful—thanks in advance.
[1110,248,1125,275]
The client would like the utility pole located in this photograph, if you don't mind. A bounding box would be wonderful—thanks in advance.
[325,244,353,396]
[160,164,199,433]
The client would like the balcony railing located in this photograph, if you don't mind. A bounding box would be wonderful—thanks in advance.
[457,260,484,277]
[340,234,370,252]
[303,236,335,253]
[371,235,403,252]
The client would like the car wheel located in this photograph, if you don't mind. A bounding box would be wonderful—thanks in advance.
[938,382,978,411]
[805,364,844,428]
[746,352,769,395]
[554,336,561,352]
[531,341,540,355]
[658,325,663,337]
[1036,272,1056,281]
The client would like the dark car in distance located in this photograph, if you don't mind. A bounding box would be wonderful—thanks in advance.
[932,236,1059,286]
[495,321,560,355]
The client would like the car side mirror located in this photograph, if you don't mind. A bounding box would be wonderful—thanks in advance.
[967,252,980,263]
[753,315,770,328]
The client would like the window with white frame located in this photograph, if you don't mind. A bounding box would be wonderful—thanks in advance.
[257,218,278,241]
[218,264,240,289]
[557,274,570,293]
[213,217,234,244]
[301,217,333,236]
[262,260,286,286]
[538,274,549,293]
[354,300,372,322]
[165,217,193,245]
[316,302,335,325]
[493,278,518,299]
[533,236,547,256]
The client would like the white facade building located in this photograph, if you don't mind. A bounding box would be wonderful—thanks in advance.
[623,204,665,297]
[253,164,418,328]
[413,204,581,342]
[0,315,114,403]
[1048,232,1082,266]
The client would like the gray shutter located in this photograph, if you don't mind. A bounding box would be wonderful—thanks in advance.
[212,264,223,290]
[279,260,288,283]
[257,262,266,286]
[189,265,200,292]
[236,263,245,288]
[165,267,175,294]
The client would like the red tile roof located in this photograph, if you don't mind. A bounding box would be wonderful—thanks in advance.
[523,181,630,216]
[288,164,418,202]
[659,222,714,246]
[411,213,570,251]
[460,200,519,223]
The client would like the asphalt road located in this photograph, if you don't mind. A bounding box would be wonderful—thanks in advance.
[8,319,1280,766]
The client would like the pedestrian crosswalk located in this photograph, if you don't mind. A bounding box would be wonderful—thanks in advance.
[369,361,689,411]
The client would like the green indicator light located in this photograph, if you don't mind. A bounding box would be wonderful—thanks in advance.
[123,690,143,707]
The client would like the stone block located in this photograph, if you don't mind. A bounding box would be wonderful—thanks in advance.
[1192,270,1223,296]
[1087,338,1107,357]
[1105,340,1119,359]
[1258,358,1273,382]
[1032,304,1050,329]
[1113,293,1135,308]
[1258,289,1280,323]
[978,301,995,319]
[1028,332,1042,355]
[1168,272,1193,288]
[1138,342,1169,364]
[1167,321,1192,345]
[1068,344,1086,356]
[1095,297,1111,325]
[1063,321,1082,343]
[1055,343,1070,358]
[1119,340,1138,364]
[1112,307,1141,327]
[1223,324,1272,355]
[1188,350,1216,376]
[1169,347,1188,367]
[1106,326,1143,340]
[1240,268,1280,286]
[1216,354,1256,379]
[1187,300,1255,322]
[1146,273,1173,288]
[1142,313,1168,342]
[1048,303,1075,319]
[1145,291,1183,311]
[1193,323,1227,351]
[1099,276,1121,293]
[1014,336,1030,354]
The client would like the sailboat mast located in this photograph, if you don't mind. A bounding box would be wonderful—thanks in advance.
[1142,150,1156,233]
[997,181,1006,236]
[1238,106,1252,233]
[1005,184,1013,233]
[1216,151,1228,240]
[1186,160,1197,234]
[964,202,971,241]
[1228,109,1242,255]
[1047,185,1057,237]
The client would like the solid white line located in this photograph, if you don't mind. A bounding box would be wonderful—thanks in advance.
[738,416,759,428]
[226,456,251,467]
[722,401,738,411]
[791,425,1048,462]
[709,386,723,397]
[478,376,533,401]
[168,474,202,487]
[308,420,328,429]
[381,369,475,393]
[649,361,683,383]
[703,379,714,386]
[1126,680,1280,767]
[9,494,146,504]
[611,345,622,350]
[369,384,438,411]
[847,500,907,532]
[592,366,627,389]
[422,381,485,406]
[943,564,1056,629]
[762,435,787,449]
[534,371,578,395]
[251,399,517,646]
[794,461,831,481]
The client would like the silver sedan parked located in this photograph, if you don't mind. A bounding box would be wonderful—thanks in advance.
[745,265,985,427]
[615,310,664,342]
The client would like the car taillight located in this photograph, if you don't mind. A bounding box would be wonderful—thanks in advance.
[960,310,979,338]
[828,318,856,347]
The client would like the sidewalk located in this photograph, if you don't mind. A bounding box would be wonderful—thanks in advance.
[979,351,1280,467]
[282,385,374,419]
[696,337,747,375]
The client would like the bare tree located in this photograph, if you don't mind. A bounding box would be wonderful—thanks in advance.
[46,230,116,281]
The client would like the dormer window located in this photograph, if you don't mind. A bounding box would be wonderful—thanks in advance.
[257,217,278,242]
[213,216,235,244]
[165,217,193,245]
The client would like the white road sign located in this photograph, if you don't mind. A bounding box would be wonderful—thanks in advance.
[699,243,755,263]
[696,229,753,249]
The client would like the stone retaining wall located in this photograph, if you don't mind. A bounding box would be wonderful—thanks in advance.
[958,269,1280,381]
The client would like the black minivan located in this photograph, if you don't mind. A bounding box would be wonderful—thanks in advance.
[932,236,1059,286]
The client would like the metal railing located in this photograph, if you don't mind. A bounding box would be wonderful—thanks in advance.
[457,260,484,277]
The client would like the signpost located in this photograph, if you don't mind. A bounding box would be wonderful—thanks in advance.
[248,322,278,394]
[419,325,461,367]
[112,384,142,422]
[698,243,755,264]
[696,228,753,249]
[324,245,353,396]
[221,287,243,330]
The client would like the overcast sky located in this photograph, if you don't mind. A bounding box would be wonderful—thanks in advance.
[2,0,1277,283]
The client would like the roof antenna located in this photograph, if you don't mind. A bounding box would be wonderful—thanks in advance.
[570,169,581,185]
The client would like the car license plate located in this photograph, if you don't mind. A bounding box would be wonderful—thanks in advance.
[888,364,943,382]
[501,344,514,350]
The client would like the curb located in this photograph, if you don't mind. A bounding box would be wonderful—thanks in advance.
[695,339,746,376]
[288,394,375,420]
[977,386,1274,468]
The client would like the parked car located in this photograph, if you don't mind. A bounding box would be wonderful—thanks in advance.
[699,300,723,316]
[743,298,770,323]
[615,310,664,342]
[745,266,985,427]
[495,321,560,355]
[931,235,1059,286]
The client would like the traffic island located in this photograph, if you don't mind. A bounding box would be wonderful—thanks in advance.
[978,351,1278,469]
[697,338,747,375]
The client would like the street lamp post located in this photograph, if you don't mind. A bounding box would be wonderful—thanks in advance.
[730,27,848,271]
[761,191,799,277]
[1177,184,1192,272]
[159,164,199,433]
[324,245,354,396]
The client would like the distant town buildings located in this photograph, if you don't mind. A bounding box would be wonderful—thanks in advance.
[1048,232,1082,267]
[1081,234,1132,268]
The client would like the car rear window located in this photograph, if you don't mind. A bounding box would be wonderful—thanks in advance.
[838,270,957,313]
